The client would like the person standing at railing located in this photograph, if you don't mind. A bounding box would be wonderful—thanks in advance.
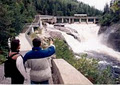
[23,38,55,84]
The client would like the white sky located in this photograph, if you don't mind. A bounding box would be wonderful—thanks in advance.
[77,0,111,11]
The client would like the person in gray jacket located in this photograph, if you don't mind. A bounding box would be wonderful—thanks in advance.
[24,38,55,84]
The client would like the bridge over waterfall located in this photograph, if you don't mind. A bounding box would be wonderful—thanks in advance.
[37,14,99,24]
[56,16,99,24]
[27,14,99,34]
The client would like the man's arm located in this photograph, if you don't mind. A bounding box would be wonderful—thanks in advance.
[23,45,55,63]
[42,45,55,57]
[41,39,55,57]
[23,39,55,63]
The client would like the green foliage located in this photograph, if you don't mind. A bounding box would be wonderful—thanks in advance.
[74,55,99,83]
[54,39,75,64]
[100,0,120,26]
[0,0,36,58]
[74,56,114,84]
[96,66,114,84]
[100,13,113,26]
[111,1,120,13]
[54,39,117,84]
[34,0,102,16]
[0,48,8,64]
[0,54,6,64]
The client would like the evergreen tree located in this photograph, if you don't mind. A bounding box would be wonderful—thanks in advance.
[0,0,36,57]
[100,0,120,26]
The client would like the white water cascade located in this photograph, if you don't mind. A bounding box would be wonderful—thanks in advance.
[46,23,120,65]
[47,23,120,76]
[62,23,120,64]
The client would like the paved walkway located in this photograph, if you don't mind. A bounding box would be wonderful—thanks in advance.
[16,33,32,52]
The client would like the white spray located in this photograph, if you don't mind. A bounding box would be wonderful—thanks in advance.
[63,23,120,62]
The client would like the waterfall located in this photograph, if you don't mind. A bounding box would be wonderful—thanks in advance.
[46,23,120,76]
[46,23,120,64]
[62,23,120,64]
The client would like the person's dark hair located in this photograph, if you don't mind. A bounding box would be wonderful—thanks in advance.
[11,39,20,52]
[32,38,41,47]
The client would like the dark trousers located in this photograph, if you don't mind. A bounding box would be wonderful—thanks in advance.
[11,76,24,84]
[31,80,49,84]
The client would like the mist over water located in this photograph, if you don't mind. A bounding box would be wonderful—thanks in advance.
[46,23,120,65]
[63,23,120,64]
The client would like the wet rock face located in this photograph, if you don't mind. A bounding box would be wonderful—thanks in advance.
[108,29,120,51]
[53,26,80,41]
[98,26,108,34]
[99,22,120,52]
[49,31,65,40]
[54,27,71,33]
[112,66,120,75]
[66,33,81,42]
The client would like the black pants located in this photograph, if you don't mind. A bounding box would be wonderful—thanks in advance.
[31,80,49,84]
[11,76,24,84]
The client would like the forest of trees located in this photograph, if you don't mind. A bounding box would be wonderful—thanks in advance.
[100,0,120,26]
[0,0,36,58]
[34,0,102,16]
[0,0,102,58]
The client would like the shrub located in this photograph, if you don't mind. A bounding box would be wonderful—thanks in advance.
[0,54,6,64]
[74,54,99,83]
[54,38,75,65]
[54,39,117,84]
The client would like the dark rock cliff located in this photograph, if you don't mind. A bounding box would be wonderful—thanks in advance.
[98,22,120,51]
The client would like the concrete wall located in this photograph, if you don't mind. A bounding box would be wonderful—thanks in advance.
[52,59,93,85]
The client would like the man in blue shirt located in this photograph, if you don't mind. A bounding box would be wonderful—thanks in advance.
[23,38,55,84]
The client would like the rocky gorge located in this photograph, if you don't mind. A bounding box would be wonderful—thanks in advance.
[99,22,120,52]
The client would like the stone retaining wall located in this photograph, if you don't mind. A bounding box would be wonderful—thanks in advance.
[52,59,93,85]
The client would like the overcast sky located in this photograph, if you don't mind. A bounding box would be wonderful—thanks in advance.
[77,0,111,11]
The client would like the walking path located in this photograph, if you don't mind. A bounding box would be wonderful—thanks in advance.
[16,33,32,52]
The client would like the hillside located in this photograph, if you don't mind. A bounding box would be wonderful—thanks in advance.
[34,0,102,16]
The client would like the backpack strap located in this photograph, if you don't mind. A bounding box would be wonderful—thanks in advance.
[8,52,19,59]
[18,53,23,59]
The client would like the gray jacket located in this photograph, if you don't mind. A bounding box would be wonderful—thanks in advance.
[25,58,51,82]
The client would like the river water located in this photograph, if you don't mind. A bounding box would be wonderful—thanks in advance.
[62,24,120,65]
[47,23,120,76]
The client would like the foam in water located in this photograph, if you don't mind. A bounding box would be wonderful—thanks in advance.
[63,23,120,62]
[46,23,120,63]
[47,23,120,76]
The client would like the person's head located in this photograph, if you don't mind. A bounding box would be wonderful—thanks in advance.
[11,39,20,52]
[32,38,41,47]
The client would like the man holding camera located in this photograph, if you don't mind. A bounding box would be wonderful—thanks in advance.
[23,38,55,84]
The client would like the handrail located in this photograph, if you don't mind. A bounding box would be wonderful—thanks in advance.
[24,16,40,47]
